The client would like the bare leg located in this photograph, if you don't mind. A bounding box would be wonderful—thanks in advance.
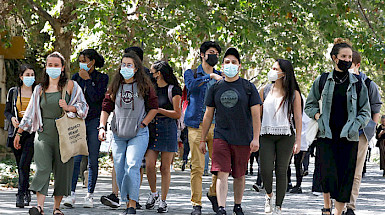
[216,172,229,207]
[145,150,159,193]
[36,192,46,209]
[334,201,345,215]
[53,195,63,209]
[160,152,174,200]
[112,165,119,196]
[126,199,136,209]
[233,176,245,204]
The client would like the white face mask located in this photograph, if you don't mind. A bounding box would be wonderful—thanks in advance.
[348,68,355,74]
[267,70,283,82]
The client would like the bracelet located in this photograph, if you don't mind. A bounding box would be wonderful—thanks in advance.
[16,132,22,137]
[97,126,105,131]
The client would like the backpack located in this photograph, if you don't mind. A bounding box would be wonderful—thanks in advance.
[318,72,365,99]
[167,85,185,130]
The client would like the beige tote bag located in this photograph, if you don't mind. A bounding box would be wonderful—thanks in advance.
[55,83,88,163]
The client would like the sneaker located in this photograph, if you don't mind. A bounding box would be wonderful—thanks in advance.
[136,202,142,210]
[123,207,136,214]
[24,190,31,206]
[303,170,309,176]
[216,206,227,215]
[289,186,302,194]
[100,193,120,208]
[312,192,322,196]
[273,206,282,215]
[63,194,76,208]
[264,193,274,213]
[16,193,24,208]
[207,193,219,212]
[343,208,355,215]
[146,192,160,209]
[191,205,202,215]
[286,183,293,192]
[252,183,263,192]
[157,200,168,213]
[233,205,244,215]
[83,196,94,208]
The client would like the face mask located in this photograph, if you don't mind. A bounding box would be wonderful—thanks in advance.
[79,62,91,72]
[46,67,62,79]
[120,67,135,80]
[268,70,283,82]
[223,64,239,78]
[348,68,355,74]
[206,54,218,67]
[336,59,352,72]
[23,76,35,87]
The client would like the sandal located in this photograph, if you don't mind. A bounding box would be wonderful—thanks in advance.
[29,206,44,215]
[53,208,64,215]
[321,208,332,215]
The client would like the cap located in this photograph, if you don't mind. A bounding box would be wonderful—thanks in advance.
[223,47,241,64]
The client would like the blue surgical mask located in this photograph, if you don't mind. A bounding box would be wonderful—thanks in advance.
[46,67,62,79]
[79,62,91,72]
[223,63,239,78]
[120,67,135,80]
[23,76,35,87]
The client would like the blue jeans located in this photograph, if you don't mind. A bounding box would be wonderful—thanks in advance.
[112,127,149,202]
[70,117,101,193]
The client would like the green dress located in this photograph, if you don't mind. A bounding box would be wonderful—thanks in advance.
[30,91,74,196]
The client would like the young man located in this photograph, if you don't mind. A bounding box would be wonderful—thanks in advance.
[184,41,223,215]
[343,51,382,215]
[200,47,262,215]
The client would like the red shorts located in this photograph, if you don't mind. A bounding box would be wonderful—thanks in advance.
[211,138,251,178]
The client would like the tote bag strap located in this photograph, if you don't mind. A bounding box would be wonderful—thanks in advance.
[60,81,69,116]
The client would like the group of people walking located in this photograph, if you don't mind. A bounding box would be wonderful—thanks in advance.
[3,38,384,215]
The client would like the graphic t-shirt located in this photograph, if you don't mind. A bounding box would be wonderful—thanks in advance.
[205,78,262,145]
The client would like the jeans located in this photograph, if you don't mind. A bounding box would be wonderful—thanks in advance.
[112,127,149,202]
[70,117,101,193]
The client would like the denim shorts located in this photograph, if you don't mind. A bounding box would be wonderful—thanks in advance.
[148,117,178,152]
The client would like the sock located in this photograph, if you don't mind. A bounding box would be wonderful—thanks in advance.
[152,192,158,197]
[87,193,93,198]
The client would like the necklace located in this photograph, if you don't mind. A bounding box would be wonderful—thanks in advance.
[334,72,349,84]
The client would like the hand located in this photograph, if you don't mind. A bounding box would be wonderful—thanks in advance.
[19,111,25,116]
[315,113,320,121]
[199,141,207,154]
[98,128,106,141]
[11,117,19,128]
[293,139,301,154]
[13,135,21,150]
[250,139,259,152]
[59,99,69,111]
[210,73,223,81]
[79,69,90,80]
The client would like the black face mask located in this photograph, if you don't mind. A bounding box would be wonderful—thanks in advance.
[205,54,218,67]
[337,59,352,72]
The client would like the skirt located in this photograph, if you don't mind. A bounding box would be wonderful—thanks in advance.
[148,117,178,152]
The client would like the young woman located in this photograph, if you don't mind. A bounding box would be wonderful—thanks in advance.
[259,59,303,215]
[14,52,89,215]
[63,49,109,208]
[4,64,36,208]
[305,38,370,215]
[98,52,158,215]
[376,115,385,177]
[145,61,182,213]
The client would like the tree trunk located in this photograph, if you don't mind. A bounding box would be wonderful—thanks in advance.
[54,30,73,77]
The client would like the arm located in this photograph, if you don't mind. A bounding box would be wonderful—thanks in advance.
[158,95,182,119]
[304,76,321,120]
[83,73,109,103]
[368,81,382,123]
[199,106,215,154]
[184,69,212,92]
[143,86,159,126]
[98,111,110,141]
[293,90,302,154]
[355,83,371,129]
[259,86,264,118]
[377,126,385,139]
[4,88,19,128]
[250,104,261,152]
[60,80,83,113]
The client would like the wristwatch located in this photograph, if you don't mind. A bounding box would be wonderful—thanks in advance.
[141,122,147,127]
[97,125,105,131]
[16,132,23,137]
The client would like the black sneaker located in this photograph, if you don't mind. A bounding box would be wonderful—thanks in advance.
[343,209,355,215]
[16,193,24,208]
[123,207,136,214]
[216,206,227,215]
[136,202,142,210]
[303,170,309,176]
[191,205,202,215]
[252,183,262,192]
[24,190,31,206]
[207,193,219,212]
[101,193,120,208]
[290,186,303,194]
[233,205,244,215]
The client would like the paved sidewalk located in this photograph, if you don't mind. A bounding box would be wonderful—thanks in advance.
[1,161,384,214]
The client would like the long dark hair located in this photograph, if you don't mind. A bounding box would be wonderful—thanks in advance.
[152,60,181,88]
[18,64,37,88]
[41,51,68,91]
[107,52,153,101]
[276,59,303,120]
[79,49,105,68]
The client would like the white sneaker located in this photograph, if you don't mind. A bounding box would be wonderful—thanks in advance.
[63,195,76,208]
[312,192,322,196]
[264,193,274,213]
[145,192,160,209]
[83,196,94,208]
[273,206,282,215]
[157,200,168,213]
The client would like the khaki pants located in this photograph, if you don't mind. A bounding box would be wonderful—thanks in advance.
[347,134,368,210]
[188,124,217,206]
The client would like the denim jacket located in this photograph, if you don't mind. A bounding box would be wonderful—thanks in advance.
[183,64,221,128]
[305,71,370,142]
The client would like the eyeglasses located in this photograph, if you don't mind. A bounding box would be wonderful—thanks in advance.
[121,63,134,68]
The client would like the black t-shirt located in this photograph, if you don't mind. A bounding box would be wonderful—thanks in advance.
[330,72,349,139]
[156,84,182,116]
[205,78,262,146]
